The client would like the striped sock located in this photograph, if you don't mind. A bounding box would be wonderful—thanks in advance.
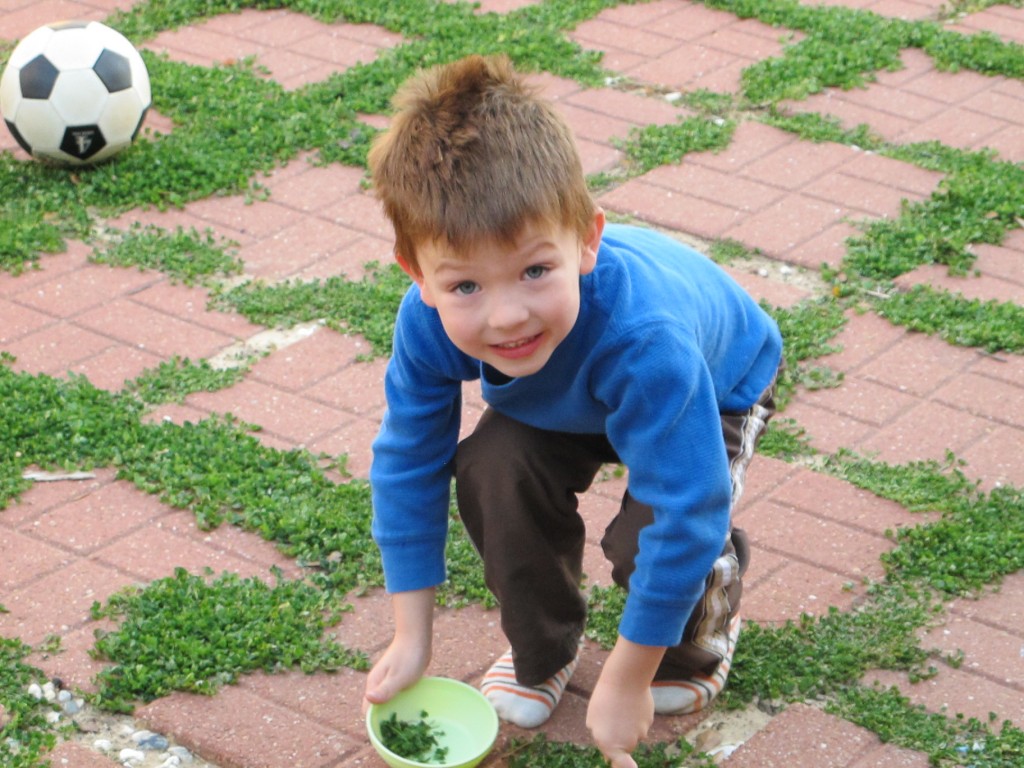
[651,614,741,716]
[480,643,581,728]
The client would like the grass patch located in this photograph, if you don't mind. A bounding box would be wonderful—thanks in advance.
[765,297,847,407]
[123,356,251,405]
[213,262,410,356]
[90,567,367,712]
[874,285,1024,354]
[91,224,243,286]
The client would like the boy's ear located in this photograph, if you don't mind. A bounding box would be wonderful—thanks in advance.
[396,253,437,307]
[396,253,421,282]
[579,208,605,275]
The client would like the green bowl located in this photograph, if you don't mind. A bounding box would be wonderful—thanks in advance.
[366,677,499,768]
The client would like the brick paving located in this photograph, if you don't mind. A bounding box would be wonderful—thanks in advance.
[2,1,1023,767]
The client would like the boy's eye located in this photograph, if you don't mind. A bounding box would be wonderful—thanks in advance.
[524,265,548,280]
[454,281,478,295]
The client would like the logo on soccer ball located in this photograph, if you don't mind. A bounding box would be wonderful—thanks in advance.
[0,20,151,165]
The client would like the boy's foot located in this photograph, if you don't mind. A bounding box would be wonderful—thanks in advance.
[651,614,741,715]
[480,641,582,728]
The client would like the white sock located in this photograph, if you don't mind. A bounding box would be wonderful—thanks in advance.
[652,615,741,715]
[480,643,581,728]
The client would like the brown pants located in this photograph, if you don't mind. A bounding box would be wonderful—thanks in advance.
[454,382,776,687]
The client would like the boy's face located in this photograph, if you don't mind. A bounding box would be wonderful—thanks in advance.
[402,211,604,379]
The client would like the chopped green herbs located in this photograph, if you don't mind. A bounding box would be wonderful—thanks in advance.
[380,710,449,764]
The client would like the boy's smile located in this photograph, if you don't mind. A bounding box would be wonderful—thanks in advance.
[402,212,604,379]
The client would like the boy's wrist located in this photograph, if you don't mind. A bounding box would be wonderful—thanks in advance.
[390,587,436,635]
[601,636,666,690]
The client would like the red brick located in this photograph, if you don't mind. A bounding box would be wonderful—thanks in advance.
[130,281,261,338]
[238,218,368,281]
[896,106,1008,151]
[75,299,236,360]
[787,91,917,143]
[0,0,105,39]
[769,468,928,536]
[786,221,860,271]
[985,125,1024,163]
[839,83,944,124]
[0,528,69,590]
[185,195,298,239]
[851,742,933,768]
[0,558,132,645]
[230,8,329,44]
[319,189,394,241]
[70,344,165,392]
[742,140,861,191]
[858,330,976,397]
[803,171,916,219]
[250,328,366,391]
[950,571,1024,635]
[44,740,123,768]
[726,703,879,768]
[0,298,54,345]
[569,18,680,58]
[855,399,994,466]
[644,162,784,212]
[599,179,745,239]
[629,44,744,93]
[841,152,944,197]
[864,666,1024,726]
[958,424,1024,491]
[266,162,364,214]
[921,614,1024,691]
[934,371,1024,427]
[27,621,114,694]
[13,261,160,319]
[690,121,797,172]
[137,686,358,768]
[896,263,1024,303]
[27,480,170,554]
[780,399,876,455]
[5,322,115,377]
[302,357,388,417]
[724,194,848,258]
[307,416,380,479]
[723,264,812,308]
[744,500,888,582]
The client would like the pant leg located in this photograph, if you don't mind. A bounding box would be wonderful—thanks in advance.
[455,409,617,686]
[600,379,777,680]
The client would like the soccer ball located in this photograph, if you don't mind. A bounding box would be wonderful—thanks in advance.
[0,20,151,165]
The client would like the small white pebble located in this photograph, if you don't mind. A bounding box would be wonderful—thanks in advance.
[93,738,113,752]
[119,748,145,762]
[27,683,43,699]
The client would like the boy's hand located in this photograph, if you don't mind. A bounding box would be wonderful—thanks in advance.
[362,587,436,712]
[363,634,431,707]
[586,637,663,768]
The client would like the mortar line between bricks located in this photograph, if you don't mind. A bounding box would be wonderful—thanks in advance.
[748,543,888,583]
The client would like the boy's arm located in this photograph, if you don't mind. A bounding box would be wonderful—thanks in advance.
[363,587,436,707]
[587,636,664,768]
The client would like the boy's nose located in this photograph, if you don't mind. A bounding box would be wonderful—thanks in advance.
[487,296,529,329]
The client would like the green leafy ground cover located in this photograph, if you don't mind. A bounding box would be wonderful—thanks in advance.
[2,0,1023,765]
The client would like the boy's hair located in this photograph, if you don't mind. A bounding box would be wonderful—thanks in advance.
[368,54,594,273]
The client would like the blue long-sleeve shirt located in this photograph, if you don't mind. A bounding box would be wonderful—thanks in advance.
[370,223,783,647]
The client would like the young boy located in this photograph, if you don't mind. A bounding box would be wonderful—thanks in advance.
[362,55,782,768]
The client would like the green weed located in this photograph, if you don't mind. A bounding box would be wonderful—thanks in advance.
[90,567,367,712]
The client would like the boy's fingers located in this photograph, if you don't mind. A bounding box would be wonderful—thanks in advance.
[607,752,637,768]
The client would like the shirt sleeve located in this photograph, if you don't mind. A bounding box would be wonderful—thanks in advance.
[593,325,733,647]
[369,289,470,593]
